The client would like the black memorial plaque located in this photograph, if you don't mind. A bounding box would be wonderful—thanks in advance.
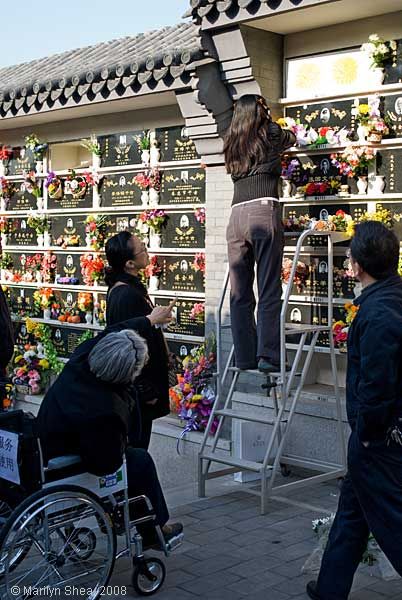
[286,98,366,132]
[7,181,38,212]
[383,94,402,138]
[13,321,35,348]
[309,153,342,180]
[384,39,402,85]
[163,211,205,248]
[47,178,92,210]
[286,302,345,348]
[51,215,86,247]
[101,172,142,207]
[156,126,199,163]
[8,287,39,318]
[50,325,86,359]
[375,201,402,241]
[8,218,36,246]
[155,296,204,338]
[167,339,200,378]
[97,131,142,167]
[7,148,35,176]
[160,168,205,205]
[377,149,402,193]
[57,253,81,283]
[159,255,205,293]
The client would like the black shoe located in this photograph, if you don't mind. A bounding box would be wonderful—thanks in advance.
[258,359,290,374]
[162,522,183,543]
[143,522,184,551]
[306,581,321,600]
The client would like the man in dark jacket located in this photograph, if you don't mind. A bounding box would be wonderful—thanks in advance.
[37,306,182,545]
[307,222,402,600]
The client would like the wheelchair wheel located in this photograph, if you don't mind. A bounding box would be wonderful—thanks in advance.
[0,501,31,578]
[132,557,166,596]
[0,484,116,600]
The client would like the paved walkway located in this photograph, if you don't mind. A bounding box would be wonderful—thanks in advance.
[111,476,402,599]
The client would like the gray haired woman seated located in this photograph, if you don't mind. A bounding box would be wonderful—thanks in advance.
[37,304,182,546]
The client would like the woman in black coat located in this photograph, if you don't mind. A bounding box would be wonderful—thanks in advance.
[105,231,172,450]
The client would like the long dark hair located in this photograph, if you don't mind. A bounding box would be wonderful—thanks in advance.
[224,94,273,177]
[104,231,134,287]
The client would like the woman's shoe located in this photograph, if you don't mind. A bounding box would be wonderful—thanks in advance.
[306,581,321,599]
[258,358,290,374]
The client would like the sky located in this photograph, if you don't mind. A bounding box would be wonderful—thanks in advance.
[1,0,190,68]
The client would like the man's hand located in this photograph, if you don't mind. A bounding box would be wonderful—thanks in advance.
[147,299,177,326]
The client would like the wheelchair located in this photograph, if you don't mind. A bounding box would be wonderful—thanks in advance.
[0,410,183,599]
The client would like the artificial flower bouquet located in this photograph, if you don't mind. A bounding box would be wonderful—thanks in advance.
[194,207,206,225]
[24,134,48,160]
[13,344,50,395]
[0,177,15,199]
[27,212,49,234]
[65,170,87,199]
[81,138,102,157]
[282,258,309,293]
[144,255,163,278]
[360,207,394,229]
[137,209,167,234]
[40,251,57,283]
[24,171,42,199]
[136,130,151,152]
[85,215,110,250]
[149,168,161,191]
[169,338,218,436]
[327,209,354,234]
[331,145,376,178]
[0,146,13,163]
[192,252,206,274]
[190,302,205,324]
[0,216,15,235]
[33,287,57,310]
[80,252,105,285]
[134,172,150,191]
[361,34,398,70]
[45,172,63,199]
[77,292,94,313]
[303,179,340,197]
[332,302,359,351]
[283,214,311,232]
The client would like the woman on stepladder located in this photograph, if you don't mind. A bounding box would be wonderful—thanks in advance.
[224,95,296,373]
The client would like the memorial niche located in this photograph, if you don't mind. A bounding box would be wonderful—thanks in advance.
[97,131,142,167]
[7,147,35,176]
[286,302,345,348]
[57,253,81,284]
[51,215,86,247]
[101,172,141,207]
[160,168,205,205]
[377,149,402,193]
[286,98,364,133]
[158,256,205,293]
[384,39,402,84]
[7,181,37,212]
[8,218,36,246]
[375,202,402,241]
[47,176,92,210]
[9,288,38,318]
[167,339,199,376]
[283,254,354,300]
[163,212,204,248]
[383,94,402,138]
[155,126,199,162]
[50,325,84,359]
[154,296,204,338]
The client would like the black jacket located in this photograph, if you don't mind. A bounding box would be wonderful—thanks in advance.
[0,287,14,376]
[346,275,402,443]
[106,273,170,420]
[36,315,152,475]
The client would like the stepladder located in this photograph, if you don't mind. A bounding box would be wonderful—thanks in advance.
[198,229,348,514]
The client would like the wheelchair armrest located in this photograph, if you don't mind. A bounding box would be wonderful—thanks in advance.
[46,455,82,471]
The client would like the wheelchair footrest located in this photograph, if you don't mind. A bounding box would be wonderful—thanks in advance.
[165,532,184,553]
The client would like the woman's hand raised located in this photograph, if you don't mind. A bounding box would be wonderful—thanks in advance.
[147,299,177,326]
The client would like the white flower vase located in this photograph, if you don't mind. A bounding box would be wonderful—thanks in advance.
[1,233,7,246]
[0,163,5,177]
[85,234,92,247]
[93,154,101,169]
[35,161,44,175]
[85,312,93,324]
[36,271,42,283]
[44,231,51,247]
[372,67,385,86]
[93,186,101,209]
[36,197,44,210]
[149,232,161,250]
[0,269,5,281]
[0,197,7,211]
[43,308,51,320]
[148,275,160,292]
[141,190,149,207]
[37,234,44,247]
[281,178,293,199]
[149,188,160,207]
[371,175,386,195]
[357,176,368,195]
[356,124,368,144]
[150,147,160,167]
[282,282,289,296]
[141,150,150,166]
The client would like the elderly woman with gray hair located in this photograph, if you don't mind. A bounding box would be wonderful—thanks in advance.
[37,306,182,546]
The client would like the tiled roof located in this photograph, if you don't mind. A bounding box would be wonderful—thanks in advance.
[0,22,204,118]
[185,0,255,22]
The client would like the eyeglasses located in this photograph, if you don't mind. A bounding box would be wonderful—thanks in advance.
[133,243,147,258]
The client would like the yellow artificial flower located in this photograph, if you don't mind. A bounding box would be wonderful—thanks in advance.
[277,118,287,128]
[14,355,24,363]
[358,104,370,115]
[192,395,203,402]
[39,359,50,369]
[25,318,38,334]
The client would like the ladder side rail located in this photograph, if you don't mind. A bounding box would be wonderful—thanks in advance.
[285,331,310,398]
[208,371,240,456]
[216,264,230,400]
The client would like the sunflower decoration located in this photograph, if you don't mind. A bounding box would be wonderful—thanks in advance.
[332,56,359,86]
[295,63,321,90]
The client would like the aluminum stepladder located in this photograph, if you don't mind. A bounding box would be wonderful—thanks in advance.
[198,229,348,514]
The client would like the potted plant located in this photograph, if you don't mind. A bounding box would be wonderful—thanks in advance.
[27,212,49,247]
[33,287,56,320]
[331,146,376,195]
[45,172,63,200]
[149,168,161,206]
[361,34,398,85]
[81,137,102,169]
[0,177,15,211]
[24,171,44,210]
[0,146,13,177]
[80,253,105,286]
[25,134,48,174]
[145,256,163,292]
[136,130,151,165]
[0,252,13,280]
[134,172,151,206]
[78,292,94,323]
[65,169,87,199]
[137,209,167,250]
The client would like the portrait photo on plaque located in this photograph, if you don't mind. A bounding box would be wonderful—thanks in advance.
[383,94,402,138]
[286,98,362,132]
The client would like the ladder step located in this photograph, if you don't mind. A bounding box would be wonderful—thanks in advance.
[285,324,330,335]
[214,409,282,425]
[228,366,301,378]
[201,451,267,473]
